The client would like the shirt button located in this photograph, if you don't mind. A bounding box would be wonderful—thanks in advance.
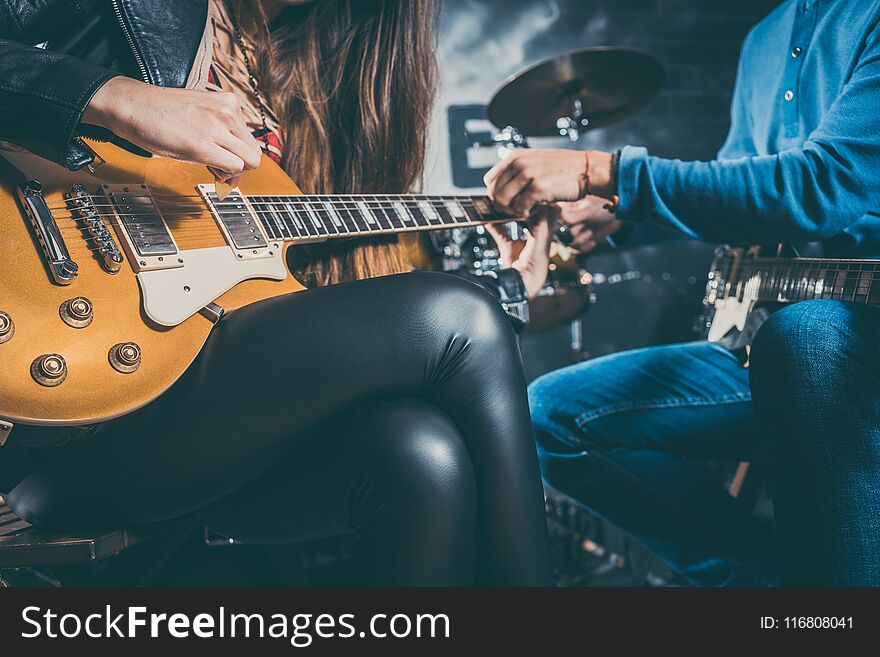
[784,90,794,101]
[792,47,803,58]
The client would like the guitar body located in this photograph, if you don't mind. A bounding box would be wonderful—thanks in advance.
[0,141,305,427]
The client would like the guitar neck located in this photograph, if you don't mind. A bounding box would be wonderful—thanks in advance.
[214,194,514,243]
[733,256,880,307]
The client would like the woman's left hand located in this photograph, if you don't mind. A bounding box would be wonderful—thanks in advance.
[486,207,554,299]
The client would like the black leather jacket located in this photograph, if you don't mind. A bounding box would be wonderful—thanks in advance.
[0,0,528,323]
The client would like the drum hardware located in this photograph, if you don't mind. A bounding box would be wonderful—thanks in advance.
[471,125,530,159]
[556,96,591,142]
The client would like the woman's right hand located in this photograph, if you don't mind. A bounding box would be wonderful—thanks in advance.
[82,75,263,185]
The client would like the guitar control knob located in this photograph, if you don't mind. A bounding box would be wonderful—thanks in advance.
[0,311,13,344]
[109,342,141,374]
[31,354,68,387]
[60,297,93,328]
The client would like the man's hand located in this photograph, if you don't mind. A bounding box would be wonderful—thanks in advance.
[83,76,264,187]
[485,208,554,299]
[557,196,623,253]
[484,149,614,216]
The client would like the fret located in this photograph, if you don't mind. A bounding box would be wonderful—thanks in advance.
[222,194,512,243]
[319,200,352,234]
[281,198,309,239]
[406,200,430,227]
[716,257,880,311]
[804,264,816,300]
[344,202,370,234]
[857,267,872,304]
[251,197,286,239]
[302,201,335,236]
[417,199,443,226]
[842,268,858,301]
[372,199,398,231]
[288,201,310,237]
[789,265,800,301]
[802,266,813,301]
[257,204,279,241]
[832,269,845,300]
[795,267,806,302]
[370,196,400,230]
[772,264,783,301]
[270,204,293,240]
[298,199,329,237]
[305,200,339,236]
[259,199,293,240]
[431,199,458,227]
[868,266,880,307]
[816,268,828,300]
[444,199,469,224]
[392,200,415,227]
[356,200,382,229]
[461,198,484,223]
[260,196,289,240]
[472,197,501,219]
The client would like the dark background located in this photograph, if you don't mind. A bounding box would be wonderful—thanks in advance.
[430,0,782,378]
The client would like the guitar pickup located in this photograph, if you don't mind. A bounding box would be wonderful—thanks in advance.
[17,181,79,285]
[198,184,274,260]
[102,184,182,273]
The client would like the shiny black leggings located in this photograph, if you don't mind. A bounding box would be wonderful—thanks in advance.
[7,272,553,586]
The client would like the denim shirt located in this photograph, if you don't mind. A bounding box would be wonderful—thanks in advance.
[617,0,880,257]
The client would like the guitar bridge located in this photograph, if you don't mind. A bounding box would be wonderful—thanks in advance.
[66,184,124,274]
[17,181,78,285]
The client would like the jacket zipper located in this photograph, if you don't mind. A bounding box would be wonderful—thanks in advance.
[111,0,151,83]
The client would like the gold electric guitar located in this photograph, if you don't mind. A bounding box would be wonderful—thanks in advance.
[0,140,511,435]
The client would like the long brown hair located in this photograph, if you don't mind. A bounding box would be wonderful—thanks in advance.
[249,0,438,286]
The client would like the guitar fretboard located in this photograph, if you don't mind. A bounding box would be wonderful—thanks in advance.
[721,256,880,307]
[213,194,512,242]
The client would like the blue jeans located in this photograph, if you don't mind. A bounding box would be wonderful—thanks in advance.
[529,300,880,586]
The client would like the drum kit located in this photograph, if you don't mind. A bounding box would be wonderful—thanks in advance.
[429,47,665,335]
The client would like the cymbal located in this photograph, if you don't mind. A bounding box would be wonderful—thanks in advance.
[487,47,665,137]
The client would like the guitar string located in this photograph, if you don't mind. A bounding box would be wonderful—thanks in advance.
[49,210,495,239]
[40,207,510,253]
[714,258,880,303]
[46,199,511,241]
[46,200,509,224]
[46,198,505,213]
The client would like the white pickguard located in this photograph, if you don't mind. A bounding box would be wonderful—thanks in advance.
[707,297,754,342]
[138,246,288,327]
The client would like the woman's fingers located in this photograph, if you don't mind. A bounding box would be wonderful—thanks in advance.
[484,222,513,245]
[202,145,246,182]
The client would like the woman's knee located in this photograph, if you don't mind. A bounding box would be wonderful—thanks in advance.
[402,271,515,343]
[347,399,478,523]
